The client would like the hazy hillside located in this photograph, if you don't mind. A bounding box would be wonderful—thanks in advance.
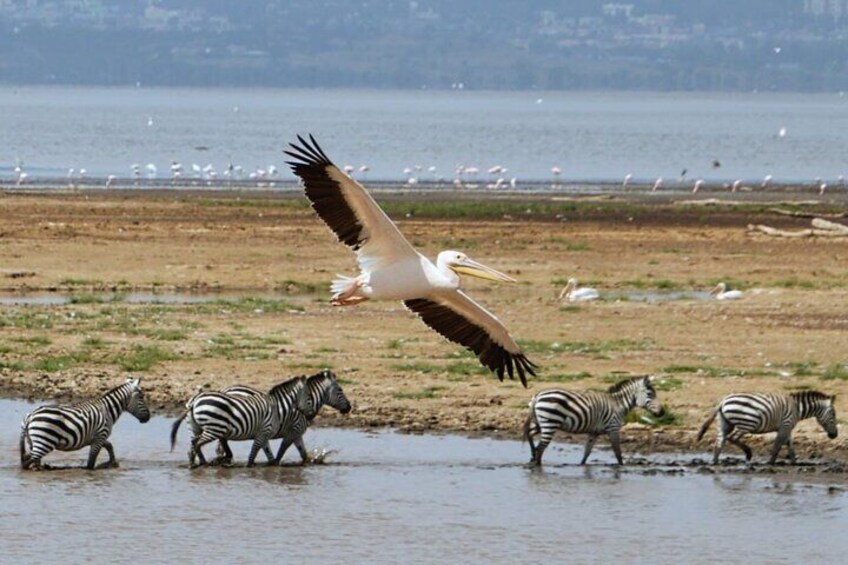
[2,0,848,91]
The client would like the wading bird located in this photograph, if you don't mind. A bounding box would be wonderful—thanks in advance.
[284,135,536,386]
[710,282,743,300]
[558,278,599,302]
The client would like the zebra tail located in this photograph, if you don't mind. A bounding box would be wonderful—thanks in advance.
[522,397,540,449]
[19,427,29,467]
[170,412,187,452]
[696,407,719,442]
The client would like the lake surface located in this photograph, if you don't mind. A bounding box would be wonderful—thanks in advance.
[2,87,848,184]
[2,398,846,563]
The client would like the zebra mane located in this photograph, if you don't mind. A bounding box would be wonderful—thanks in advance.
[269,376,305,397]
[307,370,334,389]
[606,376,645,394]
[791,390,831,402]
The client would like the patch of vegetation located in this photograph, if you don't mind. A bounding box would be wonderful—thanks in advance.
[822,363,848,381]
[565,241,591,252]
[60,278,99,287]
[391,362,441,374]
[11,335,51,347]
[147,328,188,341]
[772,277,816,290]
[519,339,653,355]
[0,311,56,330]
[0,359,26,371]
[32,351,93,372]
[784,361,818,376]
[653,377,685,392]
[661,365,764,378]
[393,386,447,400]
[445,360,489,376]
[115,344,176,371]
[203,297,305,314]
[539,371,593,383]
[275,279,322,294]
[81,337,108,349]
[628,409,680,427]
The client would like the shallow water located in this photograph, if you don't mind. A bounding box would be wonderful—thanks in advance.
[2,398,845,563]
[3,87,848,183]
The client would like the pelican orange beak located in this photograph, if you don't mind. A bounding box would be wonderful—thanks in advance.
[451,257,517,283]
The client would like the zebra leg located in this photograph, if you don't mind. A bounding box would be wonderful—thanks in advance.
[86,441,105,470]
[247,434,273,467]
[787,435,797,464]
[726,434,753,462]
[713,415,732,464]
[533,431,555,466]
[96,441,119,469]
[607,430,624,465]
[294,437,310,464]
[580,434,599,465]
[273,438,293,465]
[190,433,217,468]
[768,427,792,465]
[213,440,234,466]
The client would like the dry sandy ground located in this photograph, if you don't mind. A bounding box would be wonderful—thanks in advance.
[1,188,847,463]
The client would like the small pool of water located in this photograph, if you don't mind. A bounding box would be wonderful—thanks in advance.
[1,398,845,563]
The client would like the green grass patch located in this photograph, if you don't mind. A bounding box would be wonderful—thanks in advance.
[275,279,322,294]
[445,360,489,376]
[394,386,447,400]
[539,371,593,383]
[32,351,93,372]
[147,328,188,341]
[627,409,680,427]
[653,377,685,391]
[60,278,99,287]
[81,337,109,349]
[519,339,653,355]
[822,363,848,381]
[115,344,176,371]
[11,335,51,347]
[391,362,441,374]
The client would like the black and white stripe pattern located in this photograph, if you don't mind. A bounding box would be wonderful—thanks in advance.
[170,387,280,468]
[273,369,352,463]
[214,376,314,465]
[218,370,352,464]
[523,376,664,465]
[697,391,838,464]
[20,378,151,470]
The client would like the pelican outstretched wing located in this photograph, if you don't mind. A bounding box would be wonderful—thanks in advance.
[284,135,417,270]
[404,290,536,387]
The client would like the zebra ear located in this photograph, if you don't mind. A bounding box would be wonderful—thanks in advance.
[646,375,655,383]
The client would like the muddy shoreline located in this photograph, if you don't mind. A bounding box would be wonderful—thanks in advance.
[1,188,846,464]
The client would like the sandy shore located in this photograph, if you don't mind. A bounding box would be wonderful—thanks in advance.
[1,188,846,462]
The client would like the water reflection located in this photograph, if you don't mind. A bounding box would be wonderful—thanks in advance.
[1,398,847,562]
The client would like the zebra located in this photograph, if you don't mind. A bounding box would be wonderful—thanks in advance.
[20,377,151,470]
[272,369,352,464]
[697,391,838,465]
[218,369,351,464]
[213,376,314,466]
[523,375,664,466]
[170,386,282,468]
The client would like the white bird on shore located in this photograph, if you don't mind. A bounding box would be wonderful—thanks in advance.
[623,173,633,189]
[146,163,157,179]
[692,179,704,193]
[762,174,773,188]
[558,278,599,302]
[731,179,741,193]
[284,134,536,385]
[652,177,663,192]
[106,175,116,189]
[819,182,827,195]
[710,282,743,300]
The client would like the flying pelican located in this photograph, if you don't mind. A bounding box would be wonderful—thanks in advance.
[284,135,536,386]
[710,282,743,300]
[558,278,599,302]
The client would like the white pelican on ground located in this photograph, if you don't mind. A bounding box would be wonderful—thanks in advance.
[558,278,599,302]
[710,282,743,300]
[284,135,537,386]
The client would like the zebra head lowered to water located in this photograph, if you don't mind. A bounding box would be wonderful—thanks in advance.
[523,375,664,466]
[697,390,837,465]
[20,377,151,470]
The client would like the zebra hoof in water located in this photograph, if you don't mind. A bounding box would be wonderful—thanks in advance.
[96,461,120,469]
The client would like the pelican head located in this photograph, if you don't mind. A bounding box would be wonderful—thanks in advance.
[709,282,727,296]
[439,251,516,283]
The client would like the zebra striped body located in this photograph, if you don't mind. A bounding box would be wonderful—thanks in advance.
[170,389,280,468]
[20,378,150,470]
[214,376,313,465]
[523,376,664,465]
[218,370,351,464]
[697,391,838,464]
